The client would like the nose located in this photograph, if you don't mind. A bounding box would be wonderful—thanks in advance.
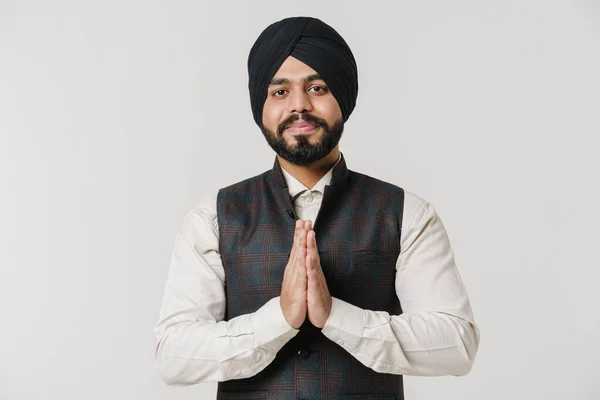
[287,89,313,114]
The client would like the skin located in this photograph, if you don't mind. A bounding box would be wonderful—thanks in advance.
[265,56,337,329]
[280,219,332,329]
[262,56,342,189]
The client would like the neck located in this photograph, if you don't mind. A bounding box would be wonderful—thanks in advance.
[278,147,340,189]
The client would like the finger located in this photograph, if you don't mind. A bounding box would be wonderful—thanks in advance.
[290,224,301,260]
[306,253,320,290]
[295,219,304,240]
[298,227,306,246]
[306,234,324,281]
[307,230,315,248]
[306,253,316,275]
[304,220,311,231]
[307,230,319,260]
[307,253,327,294]
[298,228,307,261]
[294,220,306,246]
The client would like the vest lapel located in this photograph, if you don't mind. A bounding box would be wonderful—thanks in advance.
[270,153,350,229]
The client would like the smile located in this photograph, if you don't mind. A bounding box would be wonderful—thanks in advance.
[286,123,318,135]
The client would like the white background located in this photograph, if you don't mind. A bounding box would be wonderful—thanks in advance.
[1,0,599,399]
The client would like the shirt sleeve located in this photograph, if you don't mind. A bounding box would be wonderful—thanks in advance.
[153,197,299,385]
[321,192,480,376]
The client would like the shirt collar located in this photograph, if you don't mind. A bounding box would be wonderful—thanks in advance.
[281,154,342,198]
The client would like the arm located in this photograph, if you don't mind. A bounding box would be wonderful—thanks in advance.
[153,198,298,385]
[321,194,480,376]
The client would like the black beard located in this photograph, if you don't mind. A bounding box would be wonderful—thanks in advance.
[261,112,344,166]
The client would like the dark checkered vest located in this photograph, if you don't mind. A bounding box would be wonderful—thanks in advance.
[216,154,405,400]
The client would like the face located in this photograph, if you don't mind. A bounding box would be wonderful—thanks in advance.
[261,56,344,166]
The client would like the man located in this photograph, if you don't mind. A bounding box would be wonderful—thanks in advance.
[154,16,480,399]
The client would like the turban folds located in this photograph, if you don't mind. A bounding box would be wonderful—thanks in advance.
[248,16,358,130]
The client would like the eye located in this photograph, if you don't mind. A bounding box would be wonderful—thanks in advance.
[309,86,328,94]
[272,89,288,97]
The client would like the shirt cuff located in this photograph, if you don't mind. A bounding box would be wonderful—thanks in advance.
[321,297,365,350]
[251,296,299,350]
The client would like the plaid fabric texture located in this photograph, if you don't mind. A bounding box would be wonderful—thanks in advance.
[216,155,405,400]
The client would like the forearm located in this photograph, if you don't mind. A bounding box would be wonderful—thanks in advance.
[154,296,298,384]
[322,297,480,376]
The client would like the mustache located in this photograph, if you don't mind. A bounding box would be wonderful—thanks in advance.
[277,113,328,135]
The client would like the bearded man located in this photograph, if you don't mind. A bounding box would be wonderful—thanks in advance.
[154,16,480,400]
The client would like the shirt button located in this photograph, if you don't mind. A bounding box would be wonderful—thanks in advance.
[297,348,310,359]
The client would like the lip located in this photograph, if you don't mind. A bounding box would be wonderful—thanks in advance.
[286,123,318,134]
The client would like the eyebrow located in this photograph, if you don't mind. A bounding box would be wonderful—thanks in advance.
[269,74,324,86]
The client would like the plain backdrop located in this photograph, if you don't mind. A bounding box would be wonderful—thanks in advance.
[1,0,599,399]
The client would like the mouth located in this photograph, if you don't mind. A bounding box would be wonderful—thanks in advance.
[286,123,318,135]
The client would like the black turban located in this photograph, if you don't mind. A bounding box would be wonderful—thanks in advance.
[247,16,358,130]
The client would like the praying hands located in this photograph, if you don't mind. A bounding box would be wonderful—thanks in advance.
[280,219,332,329]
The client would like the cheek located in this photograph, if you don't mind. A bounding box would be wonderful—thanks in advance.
[318,100,342,123]
[262,101,282,129]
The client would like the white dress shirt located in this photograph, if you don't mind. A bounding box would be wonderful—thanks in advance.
[153,159,480,385]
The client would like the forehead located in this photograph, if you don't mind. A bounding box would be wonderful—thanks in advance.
[272,56,319,79]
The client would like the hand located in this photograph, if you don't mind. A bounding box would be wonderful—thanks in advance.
[280,220,308,329]
[305,222,332,328]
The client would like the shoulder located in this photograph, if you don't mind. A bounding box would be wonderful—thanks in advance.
[191,194,218,219]
[218,170,272,198]
[348,170,429,214]
[402,189,432,228]
[348,170,404,195]
[349,170,434,226]
[186,167,271,231]
[178,193,220,237]
[347,170,436,235]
